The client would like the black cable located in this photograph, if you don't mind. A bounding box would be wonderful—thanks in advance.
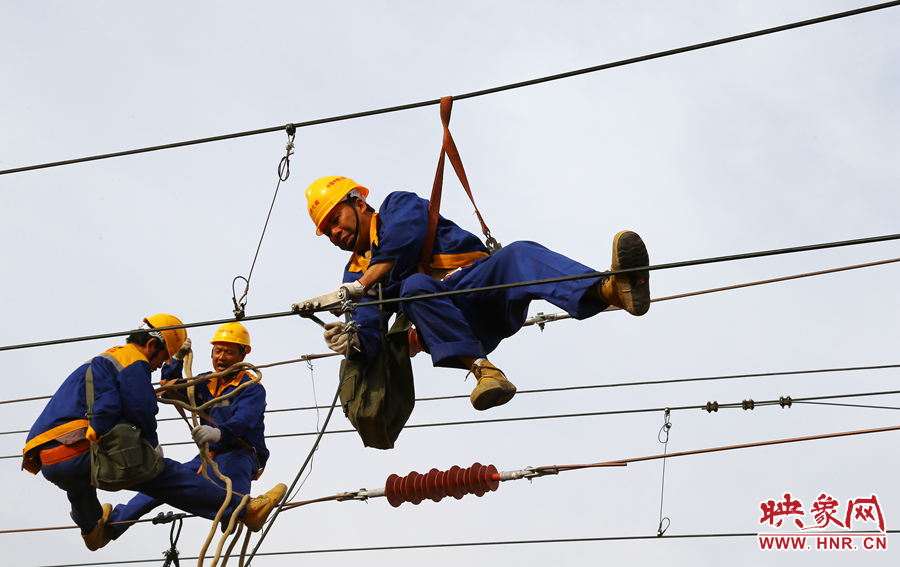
[4,361,898,413]
[3,379,898,459]
[3,233,900,353]
[31,530,900,567]
[794,401,900,411]
[3,1,899,177]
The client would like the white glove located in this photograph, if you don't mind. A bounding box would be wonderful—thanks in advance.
[334,281,367,301]
[173,337,192,361]
[154,444,165,458]
[323,322,360,354]
[191,425,222,445]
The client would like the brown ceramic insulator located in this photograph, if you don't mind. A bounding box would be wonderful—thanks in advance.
[383,463,500,507]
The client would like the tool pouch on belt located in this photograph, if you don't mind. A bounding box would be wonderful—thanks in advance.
[85,366,164,491]
[339,313,416,450]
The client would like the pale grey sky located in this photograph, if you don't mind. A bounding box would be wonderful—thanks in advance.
[2,2,899,566]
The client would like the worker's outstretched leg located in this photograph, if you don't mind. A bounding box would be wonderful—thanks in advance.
[598,231,650,316]
[40,453,113,551]
[109,450,257,539]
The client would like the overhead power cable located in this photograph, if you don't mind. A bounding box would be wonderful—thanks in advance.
[1,1,898,177]
[11,423,900,543]
[0,361,896,444]
[2,234,899,353]
[40,532,900,567]
[526,257,900,327]
[4,387,890,460]
[2,360,897,413]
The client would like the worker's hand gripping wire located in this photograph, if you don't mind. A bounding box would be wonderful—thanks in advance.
[323,322,360,355]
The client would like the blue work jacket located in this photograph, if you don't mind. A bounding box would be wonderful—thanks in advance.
[161,359,269,469]
[23,344,159,474]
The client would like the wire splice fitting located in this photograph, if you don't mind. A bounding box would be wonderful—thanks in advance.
[384,462,500,507]
[779,395,792,409]
[742,398,755,411]
[704,401,719,413]
[152,511,187,525]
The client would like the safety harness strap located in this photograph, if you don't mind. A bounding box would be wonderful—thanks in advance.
[419,97,499,274]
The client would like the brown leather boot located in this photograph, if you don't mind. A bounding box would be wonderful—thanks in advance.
[469,360,517,411]
[82,503,113,551]
[599,231,650,316]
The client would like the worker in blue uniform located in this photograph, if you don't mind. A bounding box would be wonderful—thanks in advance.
[22,315,285,552]
[108,322,270,540]
[304,176,651,411]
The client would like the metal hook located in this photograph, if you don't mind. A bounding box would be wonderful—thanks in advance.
[231,275,249,320]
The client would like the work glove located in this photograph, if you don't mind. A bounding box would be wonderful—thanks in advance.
[323,321,360,354]
[173,337,192,361]
[154,444,165,458]
[192,425,222,446]
[334,281,367,301]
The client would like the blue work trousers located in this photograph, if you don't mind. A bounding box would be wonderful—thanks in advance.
[400,241,608,368]
[40,452,245,536]
[108,450,256,539]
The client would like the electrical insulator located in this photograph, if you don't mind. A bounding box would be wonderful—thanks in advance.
[384,462,500,507]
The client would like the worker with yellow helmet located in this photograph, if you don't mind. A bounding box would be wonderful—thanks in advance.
[306,176,650,412]
[108,321,273,541]
[23,315,285,551]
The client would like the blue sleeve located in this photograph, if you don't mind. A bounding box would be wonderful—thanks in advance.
[161,358,184,382]
[117,360,160,447]
[87,358,123,439]
[216,379,266,447]
[370,192,429,285]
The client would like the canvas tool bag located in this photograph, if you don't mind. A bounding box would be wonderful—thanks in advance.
[86,365,164,491]
[339,312,416,449]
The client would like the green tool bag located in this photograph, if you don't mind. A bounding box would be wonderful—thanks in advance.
[85,366,164,491]
[339,313,416,449]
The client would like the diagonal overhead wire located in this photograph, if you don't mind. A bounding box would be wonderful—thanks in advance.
[2,233,900,353]
[1,1,898,177]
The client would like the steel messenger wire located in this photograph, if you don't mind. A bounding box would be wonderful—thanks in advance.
[24,531,900,567]
[525,256,900,325]
[2,357,899,416]
[7,423,900,539]
[2,232,900,353]
[0,361,897,447]
[2,1,899,177]
[3,387,898,461]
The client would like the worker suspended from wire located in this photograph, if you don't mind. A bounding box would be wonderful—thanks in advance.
[305,176,650,411]
[107,322,271,540]
[21,315,285,552]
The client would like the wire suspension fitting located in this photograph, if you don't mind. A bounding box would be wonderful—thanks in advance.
[230,124,297,320]
[656,409,672,537]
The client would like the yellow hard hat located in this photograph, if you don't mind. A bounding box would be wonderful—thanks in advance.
[210,322,252,354]
[305,176,369,236]
[144,314,187,359]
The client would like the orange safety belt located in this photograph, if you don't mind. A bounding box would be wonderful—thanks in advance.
[419,97,501,274]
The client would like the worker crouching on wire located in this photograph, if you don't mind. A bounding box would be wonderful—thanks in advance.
[108,322,272,540]
[305,176,651,411]
[21,315,286,552]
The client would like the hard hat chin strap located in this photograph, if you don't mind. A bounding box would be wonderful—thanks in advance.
[340,201,361,252]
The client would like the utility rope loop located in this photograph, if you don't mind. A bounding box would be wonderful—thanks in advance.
[178,351,246,567]
[156,362,262,414]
